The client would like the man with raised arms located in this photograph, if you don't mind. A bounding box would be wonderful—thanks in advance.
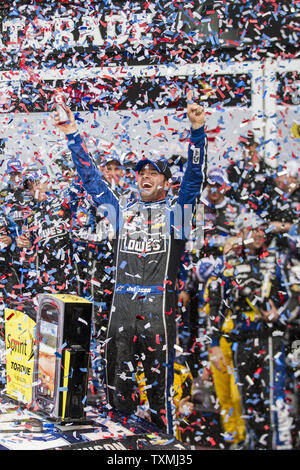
[54,91,207,436]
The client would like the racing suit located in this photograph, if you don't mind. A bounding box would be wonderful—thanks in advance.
[66,125,207,435]
[184,192,243,376]
[0,186,27,230]
[203,274,246,446]
[198,190,242,260]
[222,244,293,449]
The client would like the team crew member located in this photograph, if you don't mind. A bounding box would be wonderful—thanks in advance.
[136,356,194,441]
[3,176,34,299]
[219,213,293,450]
[195,257,246,449]
[99,155,125,194]
[281,222,300,323]
[67,175,114,333]
[198,168,242,259]
[182,167,243,375]
[0,158,23,202]
[264,161,300,253]
[0,209,19,389]
[21,172,75,295]
[1,159,29,299]
[226,131,272,215]
[54,92,207,435]
[0,210,19,307]
[1,158,28,251]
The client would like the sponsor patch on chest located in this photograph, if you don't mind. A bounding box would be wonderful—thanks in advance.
[120,234,166,254]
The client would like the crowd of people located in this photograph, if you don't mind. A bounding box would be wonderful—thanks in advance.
[0,98,299,450]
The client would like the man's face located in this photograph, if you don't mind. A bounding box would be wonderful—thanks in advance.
[275,174,298,194]
[242,226,266,251]
[137,164,169,202]
[243,143,259,163]
[207,183,224,204]
[125,167,136,182]
[8,172,22,186]
[29,179,48,201]
[102,160,123,184]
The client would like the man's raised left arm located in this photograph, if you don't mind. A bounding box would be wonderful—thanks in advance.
[177,91,207,207]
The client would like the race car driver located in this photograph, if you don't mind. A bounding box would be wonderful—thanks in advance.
[53,91,207,436]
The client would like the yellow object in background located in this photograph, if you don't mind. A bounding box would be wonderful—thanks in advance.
[45,293,92,304]
[203,276,246,445]
[210,336,246,445]
[136,361,193,441]
[4,307,36,404]
[291,122,300,139]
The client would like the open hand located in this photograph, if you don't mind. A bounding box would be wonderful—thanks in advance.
[260,299,279,323]
[178,395,194,416]
[0,235,12,248]
[16,235,32,249]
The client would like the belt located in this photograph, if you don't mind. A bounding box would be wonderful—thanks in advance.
[115,284,165,295]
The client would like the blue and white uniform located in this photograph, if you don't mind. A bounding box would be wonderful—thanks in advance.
[66,125,207,435]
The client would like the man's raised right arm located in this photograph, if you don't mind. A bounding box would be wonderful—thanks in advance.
[53,107,119,213]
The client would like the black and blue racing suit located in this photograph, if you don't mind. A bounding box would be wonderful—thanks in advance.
[65,125,207,435]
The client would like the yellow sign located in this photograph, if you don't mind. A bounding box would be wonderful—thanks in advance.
[43,293,92,304]
[5,308,36,404]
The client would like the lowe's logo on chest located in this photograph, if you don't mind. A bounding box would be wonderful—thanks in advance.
[120,209,167,255]
[121,233,166,254]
